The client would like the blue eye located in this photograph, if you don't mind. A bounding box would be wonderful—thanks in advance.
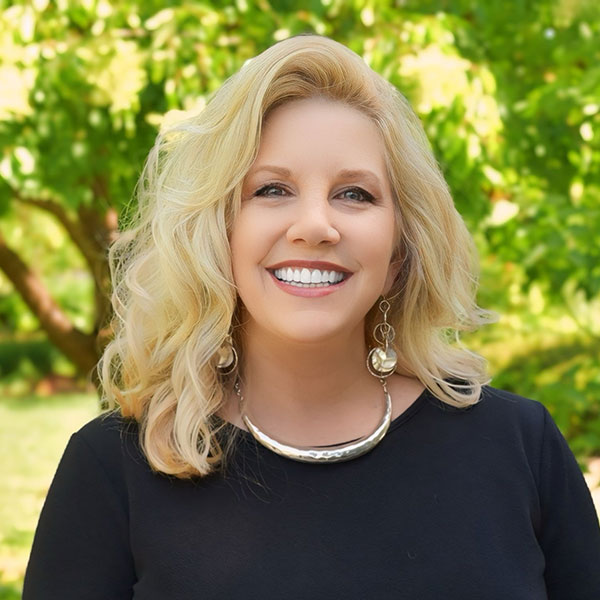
[254,184,376,203]
[255,184,287,197]
[339,187,376,203]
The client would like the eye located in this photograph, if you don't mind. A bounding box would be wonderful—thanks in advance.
[338,187,376,203]
[254,183,288,197]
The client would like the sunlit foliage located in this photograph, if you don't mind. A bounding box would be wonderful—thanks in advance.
[0,0,598,452]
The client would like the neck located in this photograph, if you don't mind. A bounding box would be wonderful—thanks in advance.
[231,321,386,444]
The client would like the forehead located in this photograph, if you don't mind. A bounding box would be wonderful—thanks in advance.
[248,98,389,179]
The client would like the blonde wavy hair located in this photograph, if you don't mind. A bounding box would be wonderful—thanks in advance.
[98,34,496,479]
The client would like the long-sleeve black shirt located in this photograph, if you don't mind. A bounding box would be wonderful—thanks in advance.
[23,386,600,599]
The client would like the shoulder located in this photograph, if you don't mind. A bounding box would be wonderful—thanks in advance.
[478,385,548,424]
[476,385,550,437]
[75,409,139,443]
[430,384,548,425]
[69,410,145,480]
[426,385,552,458]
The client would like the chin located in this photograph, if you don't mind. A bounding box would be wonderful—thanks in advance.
[269,318,354,346]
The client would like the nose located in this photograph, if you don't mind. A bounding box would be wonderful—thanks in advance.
[286,196,341,246]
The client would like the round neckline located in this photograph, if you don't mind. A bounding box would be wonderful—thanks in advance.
[217,385,430,443]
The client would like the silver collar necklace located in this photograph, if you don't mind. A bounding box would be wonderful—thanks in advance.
[233,378,392,464]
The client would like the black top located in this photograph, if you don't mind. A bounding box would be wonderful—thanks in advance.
[23,386,600,599]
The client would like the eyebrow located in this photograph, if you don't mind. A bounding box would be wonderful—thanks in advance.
[249,165,383,186]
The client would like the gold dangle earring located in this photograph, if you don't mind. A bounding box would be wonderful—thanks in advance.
[367,298,397,378]
[216,334,238,375]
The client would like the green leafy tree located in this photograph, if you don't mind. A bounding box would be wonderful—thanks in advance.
[0,0,598,417]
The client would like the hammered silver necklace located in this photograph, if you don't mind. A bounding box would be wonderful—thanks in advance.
[233,378,392,464]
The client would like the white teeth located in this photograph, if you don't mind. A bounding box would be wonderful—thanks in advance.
[300,268,311,283]
[271,267,347,286]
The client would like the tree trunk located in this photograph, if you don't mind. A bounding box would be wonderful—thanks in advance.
[0,232,99,377]
[12,191,118,342]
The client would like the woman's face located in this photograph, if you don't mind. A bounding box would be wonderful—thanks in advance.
[230,98,399,345]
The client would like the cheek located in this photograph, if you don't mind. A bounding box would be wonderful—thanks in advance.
[229,219,254,294]
[229,210,277,291]
[230,211,263,266]
[362,214,396,264]
[367,214,398,290]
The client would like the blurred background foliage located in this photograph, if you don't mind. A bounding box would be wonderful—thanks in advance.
[1,1,599,594]
[1,0,599,450]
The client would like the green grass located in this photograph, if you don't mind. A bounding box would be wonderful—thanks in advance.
[0,392,100,598]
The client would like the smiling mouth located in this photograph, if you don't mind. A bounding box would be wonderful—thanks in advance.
[269,266,350,288]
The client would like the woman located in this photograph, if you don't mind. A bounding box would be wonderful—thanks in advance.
[23,34,600,599]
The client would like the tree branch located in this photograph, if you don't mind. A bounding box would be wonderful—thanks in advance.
[10,187,117,339]
[12,189,105,273]
[0,230,99,376]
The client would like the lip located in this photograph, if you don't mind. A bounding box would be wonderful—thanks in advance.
[265,260,352,273]
[267,269,350,297]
